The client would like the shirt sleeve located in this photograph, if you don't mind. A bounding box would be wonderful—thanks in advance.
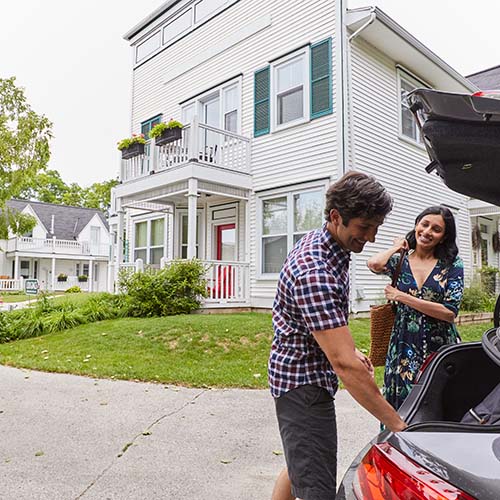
[443,257,464,317]
[294,268,348,333]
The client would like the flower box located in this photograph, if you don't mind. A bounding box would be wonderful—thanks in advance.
[121,142,145,160]
[78,275,88,283]
[155,127,182,146]
[57,274,68,282]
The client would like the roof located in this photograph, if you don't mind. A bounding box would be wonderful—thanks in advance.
[6,200,109,240]
[467,65,500,90]
[123,0,181,41]
[346,7,477,93]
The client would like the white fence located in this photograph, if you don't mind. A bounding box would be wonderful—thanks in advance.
[0,278,23,291]
[120,118,251,182]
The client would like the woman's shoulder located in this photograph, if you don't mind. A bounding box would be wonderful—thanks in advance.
[451,255,464,268]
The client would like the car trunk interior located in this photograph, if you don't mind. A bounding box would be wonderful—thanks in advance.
[404,342,500,427]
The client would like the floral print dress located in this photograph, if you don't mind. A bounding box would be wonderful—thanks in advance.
[382,253,464,410]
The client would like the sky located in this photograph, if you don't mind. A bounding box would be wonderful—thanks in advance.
[2,0,500,188]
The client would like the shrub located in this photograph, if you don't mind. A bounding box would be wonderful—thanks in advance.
[461,285,496,313]
[118,259,207,317]
[478,266,499,296]
[65,286,82,294]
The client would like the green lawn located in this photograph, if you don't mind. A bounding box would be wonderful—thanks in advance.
[0,313,492,388]
[0,292,66,303]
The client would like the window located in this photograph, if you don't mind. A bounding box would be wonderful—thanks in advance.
[136,31,161,63]
[275,55,306,126]
[141,115,162,141]
[134,218,165,265]
[398,70,427,144]
[163,10,192,46]
[254,39,332,136]
[180,214,201,258]
[181,80,241,133]
[259,187,324,275]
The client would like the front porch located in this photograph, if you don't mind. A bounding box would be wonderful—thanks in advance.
[113,120,252,307]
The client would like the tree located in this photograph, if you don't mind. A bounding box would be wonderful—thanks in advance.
[82,178,119,212]
[18,169,68,204]
[0,77,52,237]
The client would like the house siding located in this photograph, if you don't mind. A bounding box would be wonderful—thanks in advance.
[348,37,472,311]
[129,0,338,308]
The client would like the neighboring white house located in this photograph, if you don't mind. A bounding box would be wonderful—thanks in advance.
[466,65,500,284]
[110,0,477,311]
[1,200,110,293]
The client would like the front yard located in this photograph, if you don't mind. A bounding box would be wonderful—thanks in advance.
[0,312,491,388]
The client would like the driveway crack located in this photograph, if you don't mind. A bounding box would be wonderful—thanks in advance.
[74,388,208,499]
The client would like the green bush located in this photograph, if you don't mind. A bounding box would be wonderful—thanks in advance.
[118,259,207,317]
[478,266,499,296]
[65,286,82,294]
[461,285,496,313]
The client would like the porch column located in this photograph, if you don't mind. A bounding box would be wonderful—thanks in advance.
[14,254,19,280]
[116,199,125,285]
[107,230,115,293]
[88,259,93,292]
[51,258,56,291]
[187,178,198,259]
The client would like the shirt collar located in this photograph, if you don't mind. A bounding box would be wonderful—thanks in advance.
[321,222,351,266]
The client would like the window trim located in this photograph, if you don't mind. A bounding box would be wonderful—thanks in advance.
[132,216,166,266]
[256,180,328,279]
[270,48,311,133]
[181,77,242,134]
[396,68,428,149]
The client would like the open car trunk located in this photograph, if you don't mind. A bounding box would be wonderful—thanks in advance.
[408,88,500,207]
[398,328,500,429]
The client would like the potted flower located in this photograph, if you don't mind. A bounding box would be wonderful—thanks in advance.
[57,273,68,282]
[149,119,183,146]
[117,134,147,159]
[78,275,88,283]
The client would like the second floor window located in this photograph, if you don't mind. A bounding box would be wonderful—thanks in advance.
[398,70,427,145]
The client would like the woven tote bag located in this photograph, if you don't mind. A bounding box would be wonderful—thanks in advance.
[369,249,407,367]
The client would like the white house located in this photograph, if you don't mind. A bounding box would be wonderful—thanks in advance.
[1,200,110,293]
[110,0,477,311]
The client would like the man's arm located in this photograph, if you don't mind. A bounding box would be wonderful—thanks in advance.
[312,326,407,432]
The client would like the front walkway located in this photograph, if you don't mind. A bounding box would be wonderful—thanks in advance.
[0,366,379,499]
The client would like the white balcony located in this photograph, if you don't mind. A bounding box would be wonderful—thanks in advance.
[6,237,109,257]
[120,119,251,183]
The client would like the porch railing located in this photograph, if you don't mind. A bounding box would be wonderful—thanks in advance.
[120,118,251,182]
[116,259,250,305]
[0,278,23,292]
[54,276,89,291]
[7,237,109,257]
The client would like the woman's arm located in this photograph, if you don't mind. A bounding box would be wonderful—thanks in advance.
[384,285,456,323]
[367,237,408,273]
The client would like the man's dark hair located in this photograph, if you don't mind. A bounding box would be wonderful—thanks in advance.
[405,205,459,266]
[324,171,393,225]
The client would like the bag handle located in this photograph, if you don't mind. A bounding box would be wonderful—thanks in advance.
[390,248,408,289]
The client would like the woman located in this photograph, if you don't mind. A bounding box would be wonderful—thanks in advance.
[367,205,464,410]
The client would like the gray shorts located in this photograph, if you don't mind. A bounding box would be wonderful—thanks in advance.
[275,385,337,500]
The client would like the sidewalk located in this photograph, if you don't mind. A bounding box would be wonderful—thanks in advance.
[0,365,378,499]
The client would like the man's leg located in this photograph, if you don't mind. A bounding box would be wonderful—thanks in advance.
[271,468,294,500]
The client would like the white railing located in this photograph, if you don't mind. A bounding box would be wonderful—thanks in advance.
[7,237,109,257]
[120,117,251,182]
[54,276,89,291]
[0,278,23,291]
[203,260,250,305]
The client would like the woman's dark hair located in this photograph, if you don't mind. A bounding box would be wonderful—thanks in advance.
[405,205,458,265]
[324,171,393,225]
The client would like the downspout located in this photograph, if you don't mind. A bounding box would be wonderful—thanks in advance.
[343,7,376,314]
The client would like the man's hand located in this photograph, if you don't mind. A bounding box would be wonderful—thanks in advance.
[355,348,374,378]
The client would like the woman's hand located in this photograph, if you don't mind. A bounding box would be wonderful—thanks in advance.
[393,237,409,252]
[384,284,403,302]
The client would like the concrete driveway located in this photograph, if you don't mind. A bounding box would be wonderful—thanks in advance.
[0,365,379,499]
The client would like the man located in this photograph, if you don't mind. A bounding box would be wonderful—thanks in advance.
[269,171,407,500]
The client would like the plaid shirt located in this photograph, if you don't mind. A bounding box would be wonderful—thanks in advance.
[268,223,350,398]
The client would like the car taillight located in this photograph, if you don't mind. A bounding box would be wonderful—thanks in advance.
[472,90,500,100]
[414,351,437,384]
[353,442,475,500]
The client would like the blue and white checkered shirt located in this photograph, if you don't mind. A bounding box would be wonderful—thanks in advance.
[268,223,350,398]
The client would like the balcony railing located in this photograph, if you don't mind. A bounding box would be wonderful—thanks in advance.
[120,118,251,183]
[7,237,109,257]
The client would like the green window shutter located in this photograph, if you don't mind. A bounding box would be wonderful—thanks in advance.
[254,66,270,137]
[310,38,332,119]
